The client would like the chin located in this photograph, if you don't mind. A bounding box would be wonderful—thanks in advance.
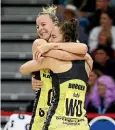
[44,36,50,41]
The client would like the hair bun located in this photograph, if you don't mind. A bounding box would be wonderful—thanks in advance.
[70,18,79,27]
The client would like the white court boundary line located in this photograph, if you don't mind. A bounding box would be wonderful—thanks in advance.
[89,116,115,126]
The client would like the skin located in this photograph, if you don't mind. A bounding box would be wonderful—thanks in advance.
[36,15,55,41]
[94,49,109,65]
[98,31,108,45]
[96,0,110,11]
[32,14,92,90]
[35,14,88,61]
[88,71,98,87]
[97,83,106,97]
[34,26,93,70]
[20,25,92,77]
[100,13,113,29]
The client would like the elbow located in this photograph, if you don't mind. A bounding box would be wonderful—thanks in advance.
[32,39,47,52]
[19,66,27,74]
[83,44,88,54]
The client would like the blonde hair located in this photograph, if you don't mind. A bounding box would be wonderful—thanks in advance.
[38,5,59,23]
[99,28,112,45]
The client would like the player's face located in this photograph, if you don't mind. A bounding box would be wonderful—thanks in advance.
[49,26,63,43]
[36,14,55,41]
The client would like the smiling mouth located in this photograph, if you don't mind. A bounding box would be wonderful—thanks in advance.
[40,32,46,36]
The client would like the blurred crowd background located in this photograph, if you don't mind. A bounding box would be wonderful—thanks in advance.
[1,0,115,128]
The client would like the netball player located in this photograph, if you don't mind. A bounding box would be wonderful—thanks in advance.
[29,5,92,130]
[20,19,92,130]
[30,7,90,130]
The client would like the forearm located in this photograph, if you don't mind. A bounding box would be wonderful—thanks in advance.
[47,42,88,55]
[43,50,86,60]
[20,60,41,74]
[43,50,93,70]
[32,39,47,59]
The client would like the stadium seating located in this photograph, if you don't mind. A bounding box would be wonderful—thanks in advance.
[1,0,51,127]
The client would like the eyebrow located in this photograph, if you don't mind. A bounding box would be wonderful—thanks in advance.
[36,21,46,26]
[41,22,46,24]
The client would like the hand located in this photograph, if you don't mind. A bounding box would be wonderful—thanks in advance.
[32,76,43,90]
[34,44,51,61]
[85,53,93,70]
[36,56,45,64]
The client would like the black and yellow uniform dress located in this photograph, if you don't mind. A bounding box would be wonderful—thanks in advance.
[43,60,89,130]
[29,69,53,130]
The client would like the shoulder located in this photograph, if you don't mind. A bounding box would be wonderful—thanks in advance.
[34,39,46,43]
[43,57,59,64]
[42,57,59,69]
[33,39,47,47]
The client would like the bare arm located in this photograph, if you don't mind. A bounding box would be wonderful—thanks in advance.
[20,59,51,74]
[39,42,88,55]
[43,50,87,60]
[32,39,92,68]
[33,39,88,55]
[43,50,93,70]
[51,42,88,55]
[32,39,47,59]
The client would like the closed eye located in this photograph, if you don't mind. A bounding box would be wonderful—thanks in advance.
[52,35,56,39]
[41,23,46,26]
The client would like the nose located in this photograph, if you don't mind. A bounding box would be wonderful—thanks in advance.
[49,37,52,42]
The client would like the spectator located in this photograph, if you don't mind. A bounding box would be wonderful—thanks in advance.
[93,45,115,79]
[88,69,103,91]
[85,69,103,108]
[88,10,115,52]
[98,28,112,47]
[87,0,115,33]
[87,75,115,113]
[63,4,88,43]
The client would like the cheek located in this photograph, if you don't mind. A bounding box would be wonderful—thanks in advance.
[48,23,55,31]
[37,29,40,37]
[46,26,54,35]
[95,54,99,60]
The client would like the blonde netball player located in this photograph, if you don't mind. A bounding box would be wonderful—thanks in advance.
[29,6,91,130]
[20,19,93,130]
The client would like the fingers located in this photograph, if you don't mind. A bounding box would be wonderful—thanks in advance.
[32,78,43,90]
[37,52,42,61]
[37,56,44,64]
[34,50,39,61]
[34,47,43,61]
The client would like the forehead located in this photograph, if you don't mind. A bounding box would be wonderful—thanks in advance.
[52,26,60,34]
[36,14,52,25]
[96,49,106,54]
[101,13,108,18]
[98,83,105,87]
